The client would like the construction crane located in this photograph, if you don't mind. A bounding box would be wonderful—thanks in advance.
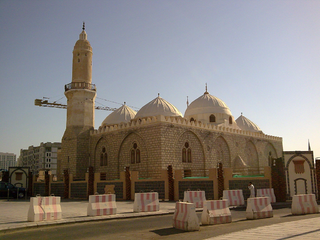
[34,98,117,111]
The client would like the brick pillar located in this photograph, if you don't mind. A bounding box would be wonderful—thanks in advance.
[88,166,94,197]
[45,170,50,196]
[272,157,286,202]
[217,163,224,199]
[125,167,131,200]
[63,169,69,199]
[316,160,320,199]
[28,172,33,197]
[167,165,174,201]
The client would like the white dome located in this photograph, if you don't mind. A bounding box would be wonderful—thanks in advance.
[135,95,182,119]
[184,91,232,117]
[101,103,136,126]
[235,114,262,132]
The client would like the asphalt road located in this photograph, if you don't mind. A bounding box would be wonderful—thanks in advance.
[1,207,319,240]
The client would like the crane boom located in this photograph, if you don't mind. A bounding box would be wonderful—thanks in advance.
[34,99,116,111]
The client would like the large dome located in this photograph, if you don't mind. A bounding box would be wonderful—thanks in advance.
[101,103,136,126]
[235,114,262,132]
[135,94,182,119]
[184,91,232,117]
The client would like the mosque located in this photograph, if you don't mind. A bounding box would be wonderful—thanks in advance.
[57,26,283,180]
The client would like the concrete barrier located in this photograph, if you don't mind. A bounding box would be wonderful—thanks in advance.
[28,196,62,222]
[173,202,200,231]
[201,200,232,225]
[222,190,245,206]
[133,192,160,212]
[256,188,276,203]
[87,194,117,216]
[246,197,273,220]
[183,190,206,208]
[292,194,319,215]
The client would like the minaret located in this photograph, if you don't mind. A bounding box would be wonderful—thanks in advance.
[59,23,96,179]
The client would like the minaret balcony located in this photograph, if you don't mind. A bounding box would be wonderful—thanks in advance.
[65,82,96,92]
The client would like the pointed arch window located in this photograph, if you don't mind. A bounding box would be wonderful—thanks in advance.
[190,118,195,122]
[210,114,216,122]
[182,142,192,163]
[100,147,107,166]
[131,142,141,164]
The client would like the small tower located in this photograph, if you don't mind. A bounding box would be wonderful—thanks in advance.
[59,23,96,179]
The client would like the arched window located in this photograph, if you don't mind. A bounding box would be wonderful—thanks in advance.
[190,118,195,122]
[182,148,186,162]
[182,142,192,163]
[229,116,233,124]
[100,147,107,166]
[130,142,141,164]
[209,114,216,122]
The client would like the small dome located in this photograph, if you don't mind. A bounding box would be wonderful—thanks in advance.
[135,94,182,119]
[236,114,262,132]
[184,92,232,117]
[74,30,92,52]
[101,103,136,126]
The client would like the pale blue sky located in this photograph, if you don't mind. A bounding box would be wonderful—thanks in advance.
[0,0,319,159]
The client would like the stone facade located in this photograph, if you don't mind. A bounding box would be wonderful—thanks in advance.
[89,115,282,180]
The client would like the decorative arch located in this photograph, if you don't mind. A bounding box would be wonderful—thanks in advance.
[118,132,149,178]
[213,136,231,168]
[175,130,205,177]
[245,140,259,174]
[94,137,112,174]
[264,142,278,167]
[285,153,315,197]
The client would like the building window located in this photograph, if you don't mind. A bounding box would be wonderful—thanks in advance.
[131,142,140,164]
[229,116,232,124]
[190,118,195,122]
[100,147,107,166]
[182,142,192,163]
[100,172,106,180]
[210,114,216,122]
[15,172,22,180]
[184,169,191,177]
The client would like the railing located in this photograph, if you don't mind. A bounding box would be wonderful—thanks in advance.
[65,82,96,92]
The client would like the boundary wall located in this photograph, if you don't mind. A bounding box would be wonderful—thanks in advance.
[31,167,272,201]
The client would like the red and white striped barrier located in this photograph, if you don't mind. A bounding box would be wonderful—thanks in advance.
[201,200,232,225]
[133,192,160,212]
[27,196,62,222]
[87,194,117,216]
[222,190,245,206]
[183,191,206,208]
[246,197,273,220]
[291,194,319,215]
[173,202,200,231]
[256,188,276,203]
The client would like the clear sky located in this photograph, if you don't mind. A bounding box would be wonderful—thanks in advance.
[0,0,319,160]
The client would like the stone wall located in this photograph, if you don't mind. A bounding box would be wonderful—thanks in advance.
[89,117,282,180]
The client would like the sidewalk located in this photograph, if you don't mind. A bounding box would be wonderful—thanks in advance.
[0,199,176,232]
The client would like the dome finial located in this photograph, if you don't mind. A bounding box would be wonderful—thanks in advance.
[204,83,209,94]
[187,96,189,107]
[82,22,85,31]
[124,102,126,105]
[158,93,160,97]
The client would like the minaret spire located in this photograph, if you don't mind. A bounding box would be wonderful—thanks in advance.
[82,22,85,31]
[187,96,189,107]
